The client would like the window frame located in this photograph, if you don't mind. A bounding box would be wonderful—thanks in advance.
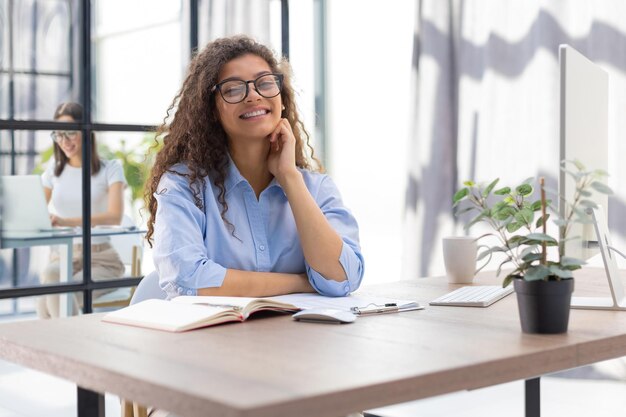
[0,0,325,315]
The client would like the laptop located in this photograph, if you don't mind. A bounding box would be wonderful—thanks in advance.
[0,175,66,232]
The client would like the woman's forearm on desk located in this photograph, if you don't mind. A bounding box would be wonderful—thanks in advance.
[50,212,123,227]
[49,182,124,227]
[197,270,315,297]
[280,172,346,282]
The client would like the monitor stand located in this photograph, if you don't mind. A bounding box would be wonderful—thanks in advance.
[571,207,626,310]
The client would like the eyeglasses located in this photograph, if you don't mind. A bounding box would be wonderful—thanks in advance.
[50,130,79,143]
[211,73,283,104]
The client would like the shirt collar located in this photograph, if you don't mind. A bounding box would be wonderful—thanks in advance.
[223,156,283,196]
[224,156,247,195]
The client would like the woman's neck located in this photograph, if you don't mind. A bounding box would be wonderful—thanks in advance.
[67,156,82,168]
[229,139,272,198]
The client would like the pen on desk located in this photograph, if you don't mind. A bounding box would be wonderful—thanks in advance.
[351,303,399,315]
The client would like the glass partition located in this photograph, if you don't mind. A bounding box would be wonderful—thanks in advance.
[92,0,184,125]
[0,0,80,121]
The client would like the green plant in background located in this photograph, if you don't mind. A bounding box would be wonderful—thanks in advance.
[34,133,162,212]
[98,133,162,212]
[452,160,613,287]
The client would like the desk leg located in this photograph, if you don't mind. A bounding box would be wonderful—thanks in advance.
[77,387,104,417]
[58,243,74,317]
[525,377,540,417]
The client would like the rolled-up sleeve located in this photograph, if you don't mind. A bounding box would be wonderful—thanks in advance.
[153,170,227,299]
[305,176,365,296]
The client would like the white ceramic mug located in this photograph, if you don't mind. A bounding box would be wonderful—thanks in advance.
[442,237,491,284]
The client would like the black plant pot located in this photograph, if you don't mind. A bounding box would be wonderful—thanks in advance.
[514,278,575,334]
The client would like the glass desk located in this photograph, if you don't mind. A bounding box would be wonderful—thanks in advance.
[1,228,145,316]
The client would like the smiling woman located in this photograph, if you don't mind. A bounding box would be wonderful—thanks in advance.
[38,102,127,318]
[145,35,365,300]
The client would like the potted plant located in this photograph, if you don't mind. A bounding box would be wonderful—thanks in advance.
[452,160,613,334]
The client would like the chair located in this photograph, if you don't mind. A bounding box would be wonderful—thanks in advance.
[93,215,144,309]
[121,270,166,417]
[129,270,167,304]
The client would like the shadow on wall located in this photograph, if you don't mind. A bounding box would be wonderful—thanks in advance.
[405,6,626,276]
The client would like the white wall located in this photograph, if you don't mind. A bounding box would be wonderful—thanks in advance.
[326,1,416,284]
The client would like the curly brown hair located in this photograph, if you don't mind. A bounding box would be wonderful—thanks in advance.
[145,35,322,247]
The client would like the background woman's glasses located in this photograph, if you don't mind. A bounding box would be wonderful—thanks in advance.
[212,73,283,104]
[50,131,79,143]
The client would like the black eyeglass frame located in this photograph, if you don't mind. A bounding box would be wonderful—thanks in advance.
[211,73,284,104]
[50,130,80,143]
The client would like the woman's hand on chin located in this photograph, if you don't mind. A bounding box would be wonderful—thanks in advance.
[267,118,300,184]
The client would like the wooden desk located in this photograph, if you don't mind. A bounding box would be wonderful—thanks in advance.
[0,270,625,417]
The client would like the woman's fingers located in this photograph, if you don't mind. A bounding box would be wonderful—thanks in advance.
[269,119,294,152]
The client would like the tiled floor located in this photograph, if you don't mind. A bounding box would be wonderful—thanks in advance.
[1,357,625,417]
[0,358,121,417]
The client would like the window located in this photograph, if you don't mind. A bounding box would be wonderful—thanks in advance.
[0,0,322,321]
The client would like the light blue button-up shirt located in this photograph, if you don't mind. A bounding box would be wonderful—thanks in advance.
[153,161,364,299]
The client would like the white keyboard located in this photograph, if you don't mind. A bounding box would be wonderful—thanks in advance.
[429,285,514,307]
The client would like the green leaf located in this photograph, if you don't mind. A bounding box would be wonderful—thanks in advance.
[524,265,552,281]
[525,233,558,244]
[506,222,523,233]
[572,206,590,219]
[515,207,534,226]
[502,275,514,288]
[579,190,592,197]
[536,213,550,228]
[572,159,586,170]
[453,188,469,205]
[560,256,586,267]
[553,218,568,227]
[508,235,527,245]
[453,206,476,216]
[477,246,504,261]
[522,253,543,262]
[463,181,476,187]
[520,245,539,257]
[482,178,500,197]
[530,200,542,211]
[494,187,511,195]
[516,184,533,197]
[503,196,515,204]
[493,206,516,221]
[591,181,613,195]
[548,265,573,278]
[579,199,599,209]
[564,169,584,181]
[465,212,487,230]
[593,169,609,177]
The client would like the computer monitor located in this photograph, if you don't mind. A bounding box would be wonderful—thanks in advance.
[0,175,53,232]
[558,44,609,261]
[559,45,626,310]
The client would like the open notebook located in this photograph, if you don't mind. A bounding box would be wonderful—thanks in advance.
[102,293,423,332]
[102,297,299,332]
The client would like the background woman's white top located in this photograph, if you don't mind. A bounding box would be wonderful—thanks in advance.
[42,159,126,244]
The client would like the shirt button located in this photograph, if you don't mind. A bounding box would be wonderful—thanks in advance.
[177,287,183,294]
[259,245,266,251]
[344,284,349,291]
[186,290,193,295]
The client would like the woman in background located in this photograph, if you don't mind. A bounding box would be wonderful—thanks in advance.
[145,35,364,300]
[37,102,126,318]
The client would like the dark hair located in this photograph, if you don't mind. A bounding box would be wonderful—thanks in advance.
[52,102,101,176]
[144,35,322,246]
